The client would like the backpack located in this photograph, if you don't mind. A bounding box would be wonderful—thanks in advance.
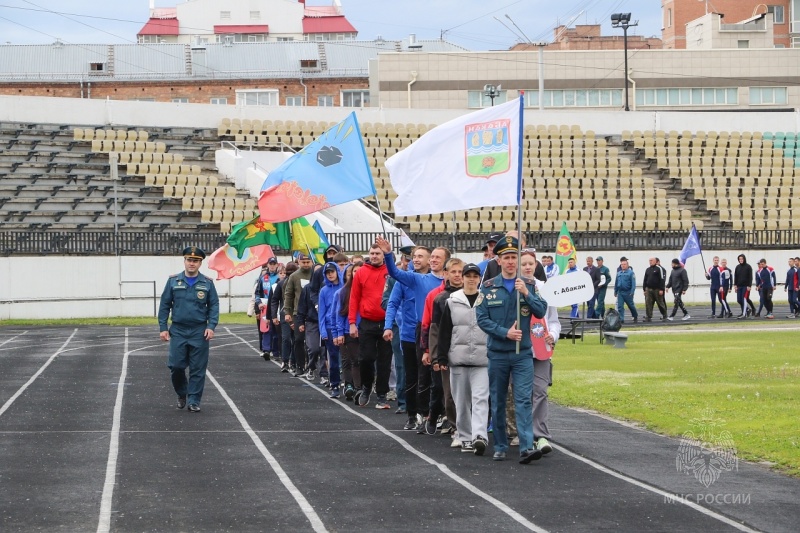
[602,309,622,332]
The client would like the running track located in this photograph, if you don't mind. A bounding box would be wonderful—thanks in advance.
[0,325,797,532]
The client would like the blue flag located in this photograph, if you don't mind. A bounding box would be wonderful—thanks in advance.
[258,113,376,222]
[312,220,331,252]
[679,224,702,265]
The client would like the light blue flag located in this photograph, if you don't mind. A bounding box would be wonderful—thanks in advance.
[258,112,376,222]
[679,224,702,265]
[312,220,331,252]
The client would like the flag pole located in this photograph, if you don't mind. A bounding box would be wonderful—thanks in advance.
[352,111,391,241]
[515,92,525,354]
[694,223,707,273]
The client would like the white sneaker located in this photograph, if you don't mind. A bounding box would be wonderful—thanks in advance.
[386,390,397,401]
[450,438,462,448]
[682,314,691,321]
[510,436,519,446]
[667,316,674,321]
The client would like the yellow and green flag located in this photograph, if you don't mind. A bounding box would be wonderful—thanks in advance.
[555,221,577,274]
[226,216,291,258]
[290,217,326,263]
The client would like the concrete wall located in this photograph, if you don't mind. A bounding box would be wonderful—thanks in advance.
[2,249,797,319]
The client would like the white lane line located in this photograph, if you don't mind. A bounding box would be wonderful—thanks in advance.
[207,369,328,533]
[97,328,130,533]
[224,328,546,533]
[554,445,759,533]
[0,331,27,348]
[0,329,78,418]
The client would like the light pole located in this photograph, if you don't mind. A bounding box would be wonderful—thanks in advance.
[611,12,638,112]
[483,84,501,107]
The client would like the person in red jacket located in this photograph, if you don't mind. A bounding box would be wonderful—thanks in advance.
[349,243,392,408]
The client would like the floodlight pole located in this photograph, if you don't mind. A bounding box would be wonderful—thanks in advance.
[611,13,638,112]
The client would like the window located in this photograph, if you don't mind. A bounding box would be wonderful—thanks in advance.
[635,87,738,106]
[216,34,266,43]
[749,86,788,105]
[250,11,261,19]
[467,90,508,108]
[738,40,750,49]
[236,89,279,106]
[210,97,228,105]
[220,11,231,19]
[768,5,785,24]
[318,95,334,107]
[526,89,621,108]
[172,97,189,103]
[286,96,304,106]
[131,98,155,102]
[89,62,105,72]
[341,90,370,107]
[666,8,672,28]
[277,37,294,42]
[305,32,356,42]
[300,59,319,69]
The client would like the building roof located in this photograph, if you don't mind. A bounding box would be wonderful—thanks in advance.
[0,39,468,81]
[214,25,270,35]
[303,16,357,34]
[138,18,180,36]
[304,6,340,17]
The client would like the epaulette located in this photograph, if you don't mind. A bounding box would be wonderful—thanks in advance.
[482,279,494,288]
[169,273,180,279]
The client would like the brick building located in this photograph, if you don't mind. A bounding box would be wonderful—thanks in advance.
[512,24,661,51]
[662,0,793,48]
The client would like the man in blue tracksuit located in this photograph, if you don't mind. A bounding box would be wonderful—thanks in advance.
[158,246,219,413]
[384,258,417,424]
[756,259,775,319]
[566,257,580,318]
[614,257,638,323]
[475,236,548,464]
[376,237,448,431]
[318,262,343,398]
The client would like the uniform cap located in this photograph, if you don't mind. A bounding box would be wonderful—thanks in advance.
[182,246,205,260]
[462,263,481,276]
[398,245,414,257]
[493,236,519,256]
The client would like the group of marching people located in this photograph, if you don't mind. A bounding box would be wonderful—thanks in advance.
[251,234,560,463]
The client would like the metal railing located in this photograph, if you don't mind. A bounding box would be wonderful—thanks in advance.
[1,229,798,256]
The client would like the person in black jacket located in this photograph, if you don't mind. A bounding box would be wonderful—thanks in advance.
[733,254,757,319]
[297,264,326,381]
[642,257,668,322]
[665,259,691,320]
[271,262,298,371]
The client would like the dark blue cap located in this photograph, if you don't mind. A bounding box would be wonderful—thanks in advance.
[182,246,205,260]
[493,236,519,256]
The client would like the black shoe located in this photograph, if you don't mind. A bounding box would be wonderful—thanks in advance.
[716,313,724,319]
[520,447,543,464]
[403,418,417,430]
[176,396,186,409]
[187,404,200,413]
[736,314,745,319]
[708,314,717,319]
[425,417,437,435]
[633,317,638,323]
[261,351,270,361]
[643,317,651,322]
[344,385,355,401]
[473,436,488,456]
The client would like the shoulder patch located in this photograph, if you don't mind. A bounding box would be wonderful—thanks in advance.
[476,293,484,305]
[169,273,180,279]
[482,279,494,288]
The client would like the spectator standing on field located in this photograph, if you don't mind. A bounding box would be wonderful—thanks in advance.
[614,257,638,323]
[642,257,667,322]
[665,259,691,321]
[594,256,611,318]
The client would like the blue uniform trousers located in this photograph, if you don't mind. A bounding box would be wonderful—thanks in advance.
[488,350,534,454]
[168,324,210,406]
[616,292,638,322]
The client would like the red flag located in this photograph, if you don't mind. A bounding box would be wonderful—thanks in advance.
[207,244,274,280]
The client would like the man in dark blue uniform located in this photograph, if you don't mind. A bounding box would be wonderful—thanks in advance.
[476,236,547,464]
[158,246,220,412]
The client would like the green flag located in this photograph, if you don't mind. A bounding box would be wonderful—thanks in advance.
[226,216,291,258]
[554,222,577,275]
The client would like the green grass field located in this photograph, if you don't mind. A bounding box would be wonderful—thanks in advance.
[553,330,800,477]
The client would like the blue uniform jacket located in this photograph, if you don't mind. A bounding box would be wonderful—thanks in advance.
[615,269,636,295]
[385,280,416,342]
[476,274,547,353]
[297,267,324,324]
[385,251,444,322]
[158,271,219,332]
[318,262,343,340]
[757,267,775,290]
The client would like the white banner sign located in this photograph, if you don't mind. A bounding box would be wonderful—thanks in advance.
[540,271,595,307]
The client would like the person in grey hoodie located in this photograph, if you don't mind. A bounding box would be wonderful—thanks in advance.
[665,258,691,321]
[437,263,489,456]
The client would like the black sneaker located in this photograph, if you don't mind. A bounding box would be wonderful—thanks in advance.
[187,404,200,413]
[403,418,417,430]
[357,388,371,407]
[261,351,270,361]
[344,385,355,401]
[473,436,488,456]
[519,447,543,464]
[425,417,437,435]
[280,363,289,373]
[633,317,638,323]
[176,396,186,409]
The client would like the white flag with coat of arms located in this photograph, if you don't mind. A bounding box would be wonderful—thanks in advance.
[385,97,523,216]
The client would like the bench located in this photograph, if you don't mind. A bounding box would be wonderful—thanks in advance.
[603,331,629,348]
[565,318,604,344]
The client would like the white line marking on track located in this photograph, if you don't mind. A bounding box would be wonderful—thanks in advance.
[0,329,77,418]
[0,331,27,348]
[554,445,760,533]
[224,328,547,533]
[97,328,130,533]
[207,368,328,533]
